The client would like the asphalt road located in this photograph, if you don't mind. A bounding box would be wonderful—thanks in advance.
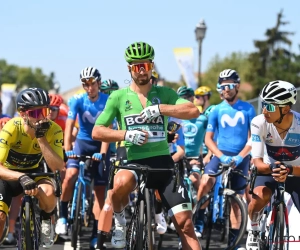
[0,226,247,250]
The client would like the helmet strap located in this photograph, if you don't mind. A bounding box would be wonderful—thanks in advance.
[276,107,285,124]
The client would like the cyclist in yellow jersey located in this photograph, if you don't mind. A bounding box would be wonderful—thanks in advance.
[194,86,212,113]
[0,88,64,248]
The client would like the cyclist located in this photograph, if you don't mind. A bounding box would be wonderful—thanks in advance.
[150,69,159,85]
[194,86,211,113]
[56,67,111,249]
[92,41,201,249]
[0,87,64,248]
[177,86,212,237]
[198,69,255,249]
[246,80,300,250]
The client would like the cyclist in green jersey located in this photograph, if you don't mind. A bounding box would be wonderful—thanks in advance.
[92,42,201,250]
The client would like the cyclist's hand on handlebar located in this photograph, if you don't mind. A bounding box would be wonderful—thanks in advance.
[271,161,291,182]
[66,150,76,158]
[232,155,244,167]
[92,153,102,161]
[125,130,148,145]
[219,155,233,165]
[19,175,38,196]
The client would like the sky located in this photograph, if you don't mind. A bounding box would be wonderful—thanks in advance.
[1,0,299,93]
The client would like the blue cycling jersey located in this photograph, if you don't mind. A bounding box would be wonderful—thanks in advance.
[182,114,207,158]
[68,92,109,141]
[207,100,256,154]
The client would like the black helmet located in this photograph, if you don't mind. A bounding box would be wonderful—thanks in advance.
[16,87,50,111]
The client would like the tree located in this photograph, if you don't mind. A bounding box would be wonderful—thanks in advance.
[201,52,251,104]
[0,59,56,90]
[246,9,300,97]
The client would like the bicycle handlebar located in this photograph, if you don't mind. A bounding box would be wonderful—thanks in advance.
[67,154,107,171]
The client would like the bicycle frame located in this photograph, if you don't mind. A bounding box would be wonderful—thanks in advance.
[211,173,225,223]
[70,160,91,221]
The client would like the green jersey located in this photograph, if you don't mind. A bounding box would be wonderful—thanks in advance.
[95,85,188,160]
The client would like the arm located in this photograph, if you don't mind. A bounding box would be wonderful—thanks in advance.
[64,119,76,150]
[172,145,185,162]
[38,137,64,172]
[205,131,223,158]
[0,163,24,181]
[99,124,113,153]
[92,92,124,143]
[159,102,199,120]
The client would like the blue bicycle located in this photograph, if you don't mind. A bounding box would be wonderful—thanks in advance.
[69,155,105,250]
[192,162,249,250]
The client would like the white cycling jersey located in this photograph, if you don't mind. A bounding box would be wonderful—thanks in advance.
[251,111,300,166]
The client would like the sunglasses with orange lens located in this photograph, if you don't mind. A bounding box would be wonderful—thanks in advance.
[26,108,50,118]
[129,63,153,73]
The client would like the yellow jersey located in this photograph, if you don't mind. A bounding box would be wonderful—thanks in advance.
[0,118,64,170]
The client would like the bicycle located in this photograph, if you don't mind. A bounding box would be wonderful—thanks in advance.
[17,170,62,250]
[108,158,181,250]
[192,162,249,250]
[69,154,105,250]
[249,165,293,250]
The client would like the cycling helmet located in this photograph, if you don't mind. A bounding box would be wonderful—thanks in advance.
[49,94,63,107]
[218,69,240,84]
[101,79,119,91]
[194,86,211,96]
[177,86,194,97]
[80,67,101,81]
[204,105,216,117]
[260,80,297,105]
[16,88,50,111]
[152,70,159,79]
[0,117,11,125]
[125,42,155,63]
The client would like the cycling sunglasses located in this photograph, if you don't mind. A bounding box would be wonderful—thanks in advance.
[220,83,237,90]
[261,102,286,112]
[82,79,98,89]
[26,108,50,118]
[129,62,154,73]
[49,106,59,112]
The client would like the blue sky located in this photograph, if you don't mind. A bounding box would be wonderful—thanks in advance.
[1,1,299,92]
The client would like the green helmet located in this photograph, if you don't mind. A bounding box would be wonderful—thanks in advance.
[101,79,119,95]
[125,42,155,63]
[177,86,194,97]
[204,105,216,117]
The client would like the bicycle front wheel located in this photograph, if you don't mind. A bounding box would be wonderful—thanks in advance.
[269,203,285,250]
[192,189,247,250]
[71,182,83,249]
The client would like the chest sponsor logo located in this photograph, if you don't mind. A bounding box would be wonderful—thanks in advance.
[82,111,102,124]
[266,132,273,143]
[285,133,300,146]
[182,123,198,137]
[124,114,165,142]
[0,138,8,145]
[125,100,132,111]
[220,111,245,128]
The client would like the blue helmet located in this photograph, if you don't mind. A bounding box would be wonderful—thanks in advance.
[218,69,240,84]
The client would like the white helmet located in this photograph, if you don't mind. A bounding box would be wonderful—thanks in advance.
[260,80,297,105]
[218,69,240,83]
[80,67,101,81]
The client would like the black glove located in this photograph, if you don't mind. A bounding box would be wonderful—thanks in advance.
[19,175,37,191]
[35,121,50,138]
[167,121,180,133]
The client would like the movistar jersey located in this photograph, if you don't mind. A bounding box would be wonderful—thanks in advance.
[207,100,256,154]
[182,114,207,158]
[0,118,64,170]
[68,92,109,141]
[95,86,188,160]
[251,112,300,166]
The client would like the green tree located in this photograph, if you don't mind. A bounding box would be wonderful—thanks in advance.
[0,59,55,90]
[246,9,300,97]
[201,52,251,104]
